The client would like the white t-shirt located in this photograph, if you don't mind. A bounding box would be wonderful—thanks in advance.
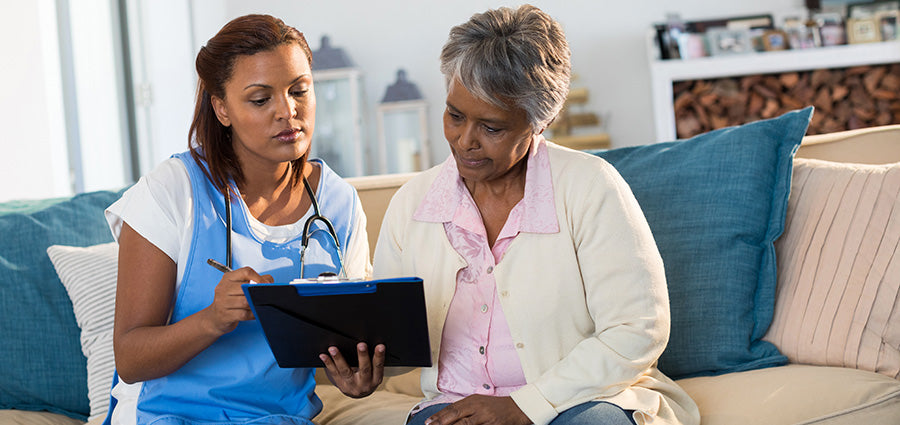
[103,157,371,425]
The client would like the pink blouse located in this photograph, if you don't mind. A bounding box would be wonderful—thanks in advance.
[411,136,558,411]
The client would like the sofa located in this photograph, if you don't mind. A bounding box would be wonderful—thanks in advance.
[2,111,899,425]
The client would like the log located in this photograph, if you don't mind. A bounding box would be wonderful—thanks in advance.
[863,67,887,93]
[810,69,830,87]
[853,107,877,121]
[763,75,784,93]
[752,83,778,99]
[762,98,780,118]
[780,72,800,88]
[813,88,833,113]
[873,89,898,101]
[677,113,702,139]
[780,94,805,110]
[748,92,765,116]
[846,66,871,76]
[881,73,900,91]
[831,85,849,101]
[673,91,694,113]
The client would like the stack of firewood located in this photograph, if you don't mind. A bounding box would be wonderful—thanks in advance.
[672,64,900,139]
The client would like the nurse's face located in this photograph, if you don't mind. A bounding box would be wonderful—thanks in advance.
[211,43,316,168]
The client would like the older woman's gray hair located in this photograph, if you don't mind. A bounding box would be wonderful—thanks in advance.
[440,4,571,133]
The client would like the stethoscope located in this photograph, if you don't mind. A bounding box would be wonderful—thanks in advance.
[223,176,347,279]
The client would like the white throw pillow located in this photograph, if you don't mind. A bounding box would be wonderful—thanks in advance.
[47,242,117,422]
[765,158,900,378]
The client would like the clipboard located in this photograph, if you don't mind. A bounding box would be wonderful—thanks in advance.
[242,277,431,368]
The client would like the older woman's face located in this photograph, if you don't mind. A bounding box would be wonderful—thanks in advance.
[443,78,535,184]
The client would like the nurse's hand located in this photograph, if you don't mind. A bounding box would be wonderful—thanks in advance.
[205,267,272,335]
[320,342,386,398]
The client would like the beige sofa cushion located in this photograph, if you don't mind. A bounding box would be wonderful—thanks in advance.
[313,366,900,425]
[765,159,900,378]
[315,384,419,425]
[0,410,84,425]
[315,369,422,425]
[676,364,900,425]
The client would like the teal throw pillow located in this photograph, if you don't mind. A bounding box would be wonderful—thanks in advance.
[593,107,813,379]
[0,189,124,420]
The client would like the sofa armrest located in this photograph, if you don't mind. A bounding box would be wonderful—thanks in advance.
[346,173,416,259]
[798,124,900,164]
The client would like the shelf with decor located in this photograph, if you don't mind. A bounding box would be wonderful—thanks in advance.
[547,84,611,150]
[649,39,900,141]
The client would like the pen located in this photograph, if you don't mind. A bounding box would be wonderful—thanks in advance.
[207,258,232,273]
[208,258,258,284]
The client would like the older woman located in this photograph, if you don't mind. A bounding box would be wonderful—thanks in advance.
[373,5,699,425]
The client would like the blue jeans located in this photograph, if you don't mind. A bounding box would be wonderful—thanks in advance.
[407,401,636,425]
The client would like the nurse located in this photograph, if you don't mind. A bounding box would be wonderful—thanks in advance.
[103,14,383,425]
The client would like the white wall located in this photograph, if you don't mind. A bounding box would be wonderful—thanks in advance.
[0,0,808,202]
[211,0,805,163]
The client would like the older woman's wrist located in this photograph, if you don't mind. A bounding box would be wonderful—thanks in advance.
[509,384,557,425]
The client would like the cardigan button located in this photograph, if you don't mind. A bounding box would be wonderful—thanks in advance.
[516,342,524,349]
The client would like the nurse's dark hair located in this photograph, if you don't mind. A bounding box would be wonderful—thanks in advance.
[188,14,312,196]
[440,4,570,133]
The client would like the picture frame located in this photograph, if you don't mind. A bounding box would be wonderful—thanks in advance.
[675,33,708,59]
[814,12,847,46]
[785,25,821,49]
[877,10,900,40]
[685,14,773,33]
[848,1,900,19]
[706,28,754,56]
[762,29,790,51]
[847,17,882,43]
[725,14,775,30]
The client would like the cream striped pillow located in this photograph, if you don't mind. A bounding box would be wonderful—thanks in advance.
[47,242,117,422]
[765,158,900,378]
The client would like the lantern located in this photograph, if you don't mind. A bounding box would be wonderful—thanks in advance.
[311,35,368,177]
[376,69,429,174]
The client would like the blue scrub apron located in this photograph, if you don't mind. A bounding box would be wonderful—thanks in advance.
[104,152,358,425]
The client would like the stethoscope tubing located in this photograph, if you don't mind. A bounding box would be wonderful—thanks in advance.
[223,176,346,279]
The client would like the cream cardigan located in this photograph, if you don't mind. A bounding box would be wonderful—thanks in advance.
[374,140,699,425]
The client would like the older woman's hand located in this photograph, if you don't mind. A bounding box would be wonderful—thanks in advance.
[320,342,386,398]
[424,395,530,425]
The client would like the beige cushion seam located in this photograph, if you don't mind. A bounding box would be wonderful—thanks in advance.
[797,387,900,424]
